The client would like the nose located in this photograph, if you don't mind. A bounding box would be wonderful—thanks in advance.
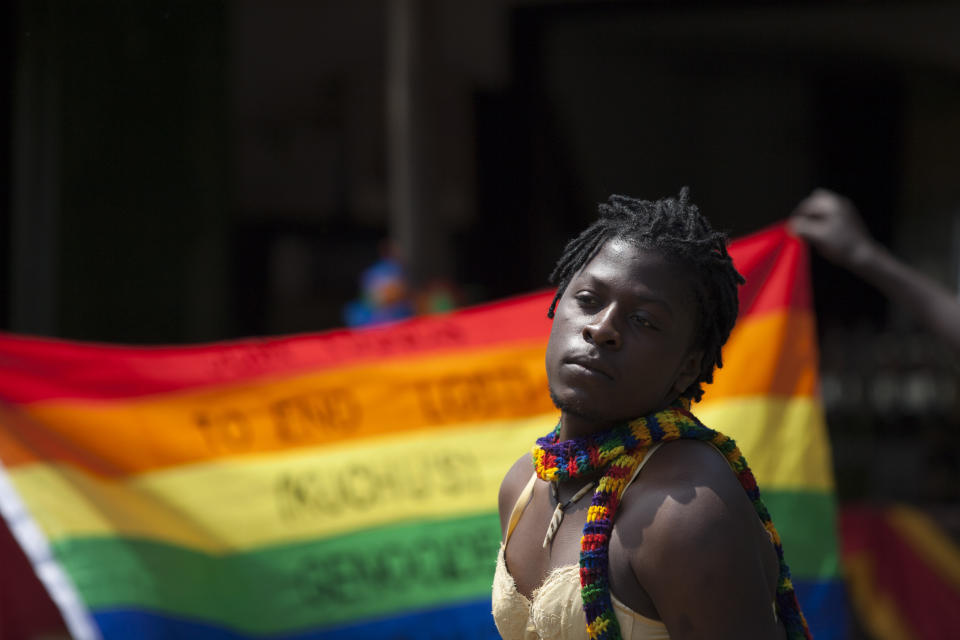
[582,307,621,349]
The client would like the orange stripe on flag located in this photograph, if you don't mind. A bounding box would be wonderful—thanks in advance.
[1,340,554,476]
[706,310,817,400]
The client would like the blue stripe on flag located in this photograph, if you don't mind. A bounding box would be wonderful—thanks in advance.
[794,578,849,640]
[92,599,498,640]
[93,581,844,640]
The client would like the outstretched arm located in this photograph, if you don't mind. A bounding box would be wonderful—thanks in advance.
[790,188,960,353]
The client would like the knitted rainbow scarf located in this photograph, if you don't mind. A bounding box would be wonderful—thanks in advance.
[531,402,812,640]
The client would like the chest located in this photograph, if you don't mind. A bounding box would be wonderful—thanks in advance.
[503,481,658,618]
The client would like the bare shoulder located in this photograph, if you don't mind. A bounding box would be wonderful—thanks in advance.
[628,439,750,525]
[619,440,782,639]
[498,453,535,540]
[622,439,757,560]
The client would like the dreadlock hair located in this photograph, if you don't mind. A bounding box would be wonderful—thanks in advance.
[547,188,745,402]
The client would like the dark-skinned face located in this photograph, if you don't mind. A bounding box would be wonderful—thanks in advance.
[545,238,703,435]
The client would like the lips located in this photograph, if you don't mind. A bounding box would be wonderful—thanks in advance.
[563,355,613,380]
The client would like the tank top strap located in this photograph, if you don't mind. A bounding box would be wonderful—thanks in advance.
[623,442,665,493]
[504,472,538,544]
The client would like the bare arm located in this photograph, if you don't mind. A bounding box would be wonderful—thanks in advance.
[790,188,960,353]
[626,442,783,640]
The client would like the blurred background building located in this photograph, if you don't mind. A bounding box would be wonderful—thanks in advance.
[2,1,960,638]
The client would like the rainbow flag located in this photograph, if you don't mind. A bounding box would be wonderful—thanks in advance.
[0,223,844,639]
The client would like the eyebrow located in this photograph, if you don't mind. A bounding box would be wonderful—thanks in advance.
[576,274,676,318]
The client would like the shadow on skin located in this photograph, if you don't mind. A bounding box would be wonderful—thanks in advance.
[607,439,765,618]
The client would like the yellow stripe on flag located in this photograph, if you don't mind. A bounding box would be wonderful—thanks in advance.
[697,395,834,491]
[10,414,556,552]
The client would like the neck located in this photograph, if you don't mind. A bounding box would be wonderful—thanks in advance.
[557,412,612,441]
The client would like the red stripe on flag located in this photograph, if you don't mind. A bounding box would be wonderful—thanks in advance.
[729,223,812,317]
[0,291,554,405]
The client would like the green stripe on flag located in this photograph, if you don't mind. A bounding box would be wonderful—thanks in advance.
[56,513,503,635]
[764,490,840,580]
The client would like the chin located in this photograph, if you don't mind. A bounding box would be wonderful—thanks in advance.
[549,387,607,424]
[550,386,667,429]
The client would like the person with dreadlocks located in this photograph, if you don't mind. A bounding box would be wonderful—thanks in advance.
[492,189,810,640]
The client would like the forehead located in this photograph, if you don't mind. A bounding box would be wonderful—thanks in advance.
[575,238,697,306]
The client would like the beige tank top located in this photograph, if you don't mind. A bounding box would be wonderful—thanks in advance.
[492,443,670,640]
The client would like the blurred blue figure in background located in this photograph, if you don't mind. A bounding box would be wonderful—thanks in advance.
[343,247,414,327]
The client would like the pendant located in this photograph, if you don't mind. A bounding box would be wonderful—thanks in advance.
[542,503,565,548]
[541,479,594,549]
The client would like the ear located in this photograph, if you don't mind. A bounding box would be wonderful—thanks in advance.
[672,349,704,396]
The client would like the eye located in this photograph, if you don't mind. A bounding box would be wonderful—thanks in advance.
[574,292,600,308]
[631,314,657,330]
